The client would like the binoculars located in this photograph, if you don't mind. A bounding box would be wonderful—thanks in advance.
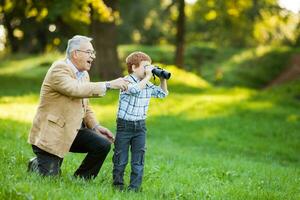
[151,66,171,80]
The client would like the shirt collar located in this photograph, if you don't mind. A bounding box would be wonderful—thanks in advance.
[129,74,152,87]
[129,74,140,83]
[66,59,85,80]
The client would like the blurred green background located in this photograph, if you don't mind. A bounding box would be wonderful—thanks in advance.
[0,0,299,199]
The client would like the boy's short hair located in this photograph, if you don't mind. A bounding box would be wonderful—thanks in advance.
[126,51,152,73]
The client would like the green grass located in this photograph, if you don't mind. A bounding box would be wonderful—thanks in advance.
[198,45,300,88]
[0,52,299,199]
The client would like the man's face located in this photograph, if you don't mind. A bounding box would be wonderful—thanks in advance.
[72,42,96,71]
[133,60,151,79]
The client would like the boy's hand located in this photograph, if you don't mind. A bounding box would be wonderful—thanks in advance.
[145,65,154,77]
[159,76,167,81]
[159,75,168,94]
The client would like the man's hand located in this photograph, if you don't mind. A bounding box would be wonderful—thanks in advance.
[109,78,129,91]
[94,125,115,143]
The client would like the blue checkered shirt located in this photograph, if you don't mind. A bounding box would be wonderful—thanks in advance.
[117,74,168,121]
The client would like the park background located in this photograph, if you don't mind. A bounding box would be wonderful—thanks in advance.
[0,0,299,199]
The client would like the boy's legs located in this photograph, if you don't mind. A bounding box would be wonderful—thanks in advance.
[113,120,132,188]
[129,122,146,191]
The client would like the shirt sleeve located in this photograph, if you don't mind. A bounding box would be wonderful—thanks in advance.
[148,82,168,98]
[121,76,141,96]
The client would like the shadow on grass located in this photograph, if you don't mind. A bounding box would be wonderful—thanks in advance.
[0,75,43,96]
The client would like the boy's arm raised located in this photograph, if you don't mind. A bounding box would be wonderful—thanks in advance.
[125,66,153,94]
[136,65,154,90]
[159,77,168,94]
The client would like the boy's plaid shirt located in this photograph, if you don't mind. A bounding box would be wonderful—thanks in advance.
[117,74,168,121]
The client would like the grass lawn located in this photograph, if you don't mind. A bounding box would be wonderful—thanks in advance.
[0,53,299,199]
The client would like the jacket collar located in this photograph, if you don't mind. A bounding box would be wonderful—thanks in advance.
[65,59,85,80]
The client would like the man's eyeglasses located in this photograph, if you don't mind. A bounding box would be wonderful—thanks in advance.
[76,49,96,56]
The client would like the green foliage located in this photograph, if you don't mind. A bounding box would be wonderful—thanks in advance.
[0,53,299,199]
[118,0,175,45]
[188,0,299,47]
[0,0,118,53]
[184,43,218,70]
[118,44,175,70]
[1,0,300,55]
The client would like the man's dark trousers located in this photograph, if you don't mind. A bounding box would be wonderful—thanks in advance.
[29,128,111,179]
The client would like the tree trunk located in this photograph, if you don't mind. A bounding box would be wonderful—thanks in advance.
[90,0,122,79]
[175,0,185,68]
[2,12,19,52]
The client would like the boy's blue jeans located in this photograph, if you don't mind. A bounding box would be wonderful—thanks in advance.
[112,118,146,190]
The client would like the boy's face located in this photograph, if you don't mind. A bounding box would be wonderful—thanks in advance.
[132,60,151,79]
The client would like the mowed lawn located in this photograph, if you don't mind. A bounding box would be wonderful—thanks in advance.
[0,53,299,200]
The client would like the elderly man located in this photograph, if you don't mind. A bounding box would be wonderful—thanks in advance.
[27,35,128,179]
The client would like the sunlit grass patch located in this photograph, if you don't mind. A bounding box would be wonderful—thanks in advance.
[150,86,255,120]
[0,94,39,104]
[230,46,290,65]
[0,103,38,123]
[162,64,210,89]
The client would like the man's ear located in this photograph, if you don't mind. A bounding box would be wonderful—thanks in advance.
[71,51,78,59]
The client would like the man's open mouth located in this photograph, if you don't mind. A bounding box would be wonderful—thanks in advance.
[87,60,92,65]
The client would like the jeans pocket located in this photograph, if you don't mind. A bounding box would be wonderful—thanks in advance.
[117,126,126,132]
[116,122,126,131]
[140,149,145,165]
[132,148,146,166]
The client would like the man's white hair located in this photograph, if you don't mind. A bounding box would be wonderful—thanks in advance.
[66,35,93,58]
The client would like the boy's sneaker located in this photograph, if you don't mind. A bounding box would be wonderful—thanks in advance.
[27,157,39,173]
[113,184,125,191]
[127,186,142,193]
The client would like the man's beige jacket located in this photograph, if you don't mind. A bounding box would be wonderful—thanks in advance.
[28,60,106,158]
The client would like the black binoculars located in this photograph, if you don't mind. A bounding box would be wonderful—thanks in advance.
[151,66,171,79]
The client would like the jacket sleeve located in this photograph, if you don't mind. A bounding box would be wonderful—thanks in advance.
[83,100,98,129]
[49,64,106,98]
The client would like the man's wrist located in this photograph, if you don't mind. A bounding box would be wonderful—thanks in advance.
[105,81,111,90]
[93,124,101,130]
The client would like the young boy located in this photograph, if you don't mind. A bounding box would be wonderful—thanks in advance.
[112,51,168,192]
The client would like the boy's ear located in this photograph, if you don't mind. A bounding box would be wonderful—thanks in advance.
[132,64,136,72]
